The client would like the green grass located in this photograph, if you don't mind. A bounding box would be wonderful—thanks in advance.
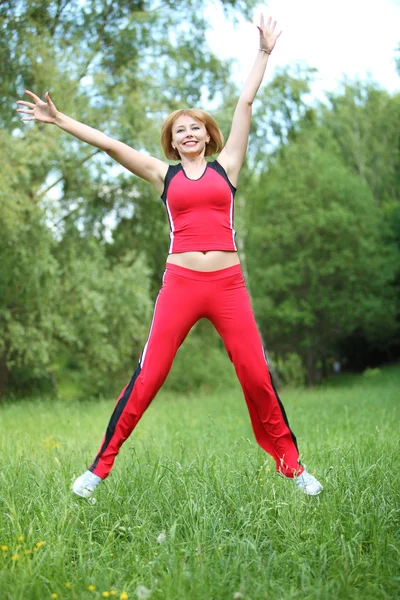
[0,366,399,600]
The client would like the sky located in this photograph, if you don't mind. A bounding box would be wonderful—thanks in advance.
[206,0,400,100]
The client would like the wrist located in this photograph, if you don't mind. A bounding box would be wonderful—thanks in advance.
[259,48,272,55]
[54,111,65,127]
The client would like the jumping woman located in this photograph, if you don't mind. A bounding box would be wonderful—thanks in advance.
[17,15,323,497]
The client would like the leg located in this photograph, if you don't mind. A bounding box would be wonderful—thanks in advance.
[88,268,200,480]
[209,273,303,477]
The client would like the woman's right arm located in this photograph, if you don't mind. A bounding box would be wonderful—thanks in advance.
[17,90,168,193]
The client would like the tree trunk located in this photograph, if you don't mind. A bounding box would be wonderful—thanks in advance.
[50,367,58,399]
[321,356,328,382]
[306,348,317,387]
[0,354,9,400]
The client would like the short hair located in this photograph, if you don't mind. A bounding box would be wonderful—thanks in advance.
[161,108,224,161]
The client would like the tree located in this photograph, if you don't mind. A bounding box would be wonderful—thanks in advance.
[53,233,153,397]
[246,132,399,385]
[0,128,60,397]
[0,0,258,397]
[321,80,400,206]
[319,81,400,365]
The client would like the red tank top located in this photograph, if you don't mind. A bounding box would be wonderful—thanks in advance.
[160,160,237,254]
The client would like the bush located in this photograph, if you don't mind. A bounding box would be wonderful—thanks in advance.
[271,352,306,388]
[164,320,239,395]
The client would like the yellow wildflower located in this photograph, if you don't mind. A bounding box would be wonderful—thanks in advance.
[11,554,20,561]
[120,593,128,600]
[65,583,71,589]
[110,592,117,597]
[51,595,58,599]
[36,541,46,548]
[41,436,62,450]
[1,545,8,551]
[102,593,110,598]
[88,585,96,592]
[18,536,24,542]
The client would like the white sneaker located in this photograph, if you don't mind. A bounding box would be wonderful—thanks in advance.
[295,469,323,496]
[72,470,102,498]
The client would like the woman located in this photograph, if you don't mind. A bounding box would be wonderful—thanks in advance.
[17,15,323,497]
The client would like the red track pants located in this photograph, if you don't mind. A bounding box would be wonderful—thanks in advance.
[89,263,303,479]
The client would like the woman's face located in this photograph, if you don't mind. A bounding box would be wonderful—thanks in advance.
[171,114,210,158]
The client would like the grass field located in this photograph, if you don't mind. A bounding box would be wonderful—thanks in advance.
[0,366,399,600]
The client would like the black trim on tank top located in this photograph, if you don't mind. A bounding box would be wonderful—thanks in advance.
[181,162,208,182]
[160,160,236,204]
[160,163,181,204]
[209,160,237,195]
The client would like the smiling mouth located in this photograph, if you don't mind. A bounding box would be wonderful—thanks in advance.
[183,140,197,145]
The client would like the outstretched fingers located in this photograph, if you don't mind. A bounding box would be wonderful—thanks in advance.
[257,12,282,49]
[16,100,35,108]
[24,90,42,104]
[16,90,57,123]
[44,91,56,107]
[258,13,280,35]
[16,98,34,120]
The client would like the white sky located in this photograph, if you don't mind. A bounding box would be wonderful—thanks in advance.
[206,0,400,99]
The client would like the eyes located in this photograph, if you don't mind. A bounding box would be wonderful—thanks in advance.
[176,126,201,134]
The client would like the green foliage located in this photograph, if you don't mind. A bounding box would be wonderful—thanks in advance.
[247,64,317,168]
[0,142,59,394]
[0,0,257,397]
[53,236,153,397]
[247,132,399,384]
[322,80,400,206]
[316,81,400,366]
[1,2,399,396]
[270,352,306,388]
[164,320,239,394]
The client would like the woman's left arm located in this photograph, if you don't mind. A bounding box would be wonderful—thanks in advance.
[218,15,282,186]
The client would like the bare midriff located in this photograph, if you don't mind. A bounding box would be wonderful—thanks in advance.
[166,250,240,272]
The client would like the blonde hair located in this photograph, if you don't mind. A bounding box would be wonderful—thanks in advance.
[161,108,224,161]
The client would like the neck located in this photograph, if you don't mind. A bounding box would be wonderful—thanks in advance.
[180,153,206,168]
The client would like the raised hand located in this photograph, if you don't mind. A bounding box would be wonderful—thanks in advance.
[257,14,282,54]
[16,90,58,124]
